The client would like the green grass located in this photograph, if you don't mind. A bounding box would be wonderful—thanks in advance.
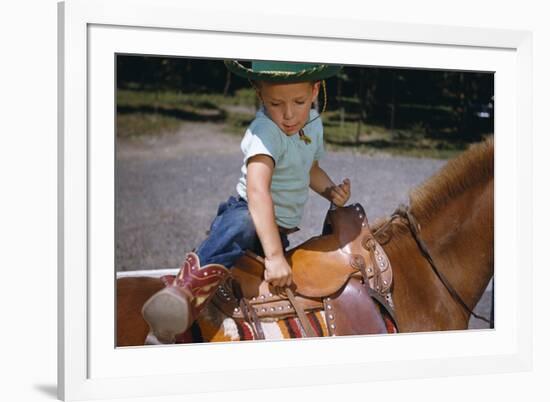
[116,89,489,159]
[116,88,257,138]
[116,113,183,138]
[321,110,478,159]
[224,112,256,136]
[117,88,256,110]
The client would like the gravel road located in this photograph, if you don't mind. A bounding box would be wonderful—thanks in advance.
[115,121,493,329]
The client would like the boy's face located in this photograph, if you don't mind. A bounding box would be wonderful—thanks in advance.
[256,81,320,136]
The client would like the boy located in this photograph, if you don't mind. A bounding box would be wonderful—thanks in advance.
[142,60,351,343]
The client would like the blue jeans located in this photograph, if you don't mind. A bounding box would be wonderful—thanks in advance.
[195,196,290,268]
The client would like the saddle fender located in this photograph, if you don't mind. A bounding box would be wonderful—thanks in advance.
[325,276,388,336]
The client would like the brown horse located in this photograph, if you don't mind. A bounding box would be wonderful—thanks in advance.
[372,137,493,332]
[116,138,494,346]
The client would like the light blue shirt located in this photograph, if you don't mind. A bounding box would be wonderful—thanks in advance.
[236,107,325,228]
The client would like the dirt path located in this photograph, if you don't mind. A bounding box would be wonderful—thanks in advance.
[116,122,241,160]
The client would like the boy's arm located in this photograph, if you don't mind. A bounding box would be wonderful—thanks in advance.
[246,154,293,287]
[309,160,351,206]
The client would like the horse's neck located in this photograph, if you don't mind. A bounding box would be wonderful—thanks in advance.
[387,178,493,332]
[420,178,493,303]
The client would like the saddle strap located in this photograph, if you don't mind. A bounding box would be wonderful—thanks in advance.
[354,259,399,331]
[366,286,399,331]
[240,298,265,340]
[285,288,316,337]
[232,280,265,340]
[366,239,383,292]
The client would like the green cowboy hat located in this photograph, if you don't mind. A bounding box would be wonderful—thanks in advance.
[224,60,342,83]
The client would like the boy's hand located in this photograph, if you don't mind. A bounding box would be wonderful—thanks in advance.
[264,254,293,288]
[330,178,351,207]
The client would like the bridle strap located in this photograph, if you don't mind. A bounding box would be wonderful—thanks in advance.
[380,204,493,326]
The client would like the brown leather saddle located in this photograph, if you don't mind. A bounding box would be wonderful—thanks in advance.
[212,203,398,339]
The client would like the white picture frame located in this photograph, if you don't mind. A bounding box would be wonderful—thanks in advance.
[58,0,533,400]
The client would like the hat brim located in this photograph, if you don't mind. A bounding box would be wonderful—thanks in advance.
[224,60,342,83]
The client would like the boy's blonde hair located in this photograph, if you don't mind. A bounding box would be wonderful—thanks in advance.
[250,79,328,116]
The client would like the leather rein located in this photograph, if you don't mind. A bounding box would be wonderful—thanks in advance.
[374,204,493,326]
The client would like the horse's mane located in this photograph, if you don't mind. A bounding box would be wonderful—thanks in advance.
[408,137,494,223]
[372,137,494,234]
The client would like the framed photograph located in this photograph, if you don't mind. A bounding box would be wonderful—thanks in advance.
[58,0,533,400]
